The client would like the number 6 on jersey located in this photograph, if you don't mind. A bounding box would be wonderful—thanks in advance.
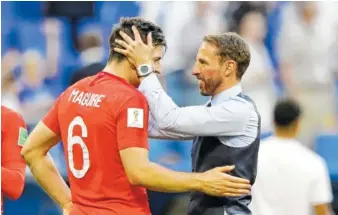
[68,116,90,178]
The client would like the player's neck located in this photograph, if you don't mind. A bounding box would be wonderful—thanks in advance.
[103,61,133,84]
[275,127,297,139]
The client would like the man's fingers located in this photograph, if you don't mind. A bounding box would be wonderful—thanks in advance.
[223,192,244,197]
[227,175,250,184]
[225,181,251,189]
[147,32,153,47]
[216,165,235,173]
[119,30,134,44]
[114,48,130,56]
[215,166,250,184]
[223,187,250,195]
[115,39,130,50]
[132,25,142,42]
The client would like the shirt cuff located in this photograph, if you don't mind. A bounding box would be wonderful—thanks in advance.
[138,73,162,95]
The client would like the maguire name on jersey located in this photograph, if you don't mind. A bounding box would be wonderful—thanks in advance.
[69,89,106,108]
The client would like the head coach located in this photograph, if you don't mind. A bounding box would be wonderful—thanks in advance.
[115,28,260,215]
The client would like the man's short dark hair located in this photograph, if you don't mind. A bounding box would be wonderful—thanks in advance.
[108,17,167,62]
[203,32,250,79]
[274,99,301,127]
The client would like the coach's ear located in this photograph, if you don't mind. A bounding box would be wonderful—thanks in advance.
[222,59,236,77]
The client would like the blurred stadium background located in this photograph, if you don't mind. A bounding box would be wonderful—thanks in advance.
[1,1,338,214]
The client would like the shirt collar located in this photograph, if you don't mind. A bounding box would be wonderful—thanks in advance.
[270,136,299,144]
[210,84,242,106]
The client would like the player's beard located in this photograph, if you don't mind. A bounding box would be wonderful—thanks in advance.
[198,76,222,96]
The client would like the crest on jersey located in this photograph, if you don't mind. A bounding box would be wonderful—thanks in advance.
[18,127,28,146]
[133,110,139,121]
[127,108,144,128]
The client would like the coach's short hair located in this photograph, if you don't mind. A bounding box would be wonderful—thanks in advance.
[203,32,250,79]
[274,99,301,127]
[108,17,167,62]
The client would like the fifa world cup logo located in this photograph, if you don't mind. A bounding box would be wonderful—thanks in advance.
[133,110,139,122]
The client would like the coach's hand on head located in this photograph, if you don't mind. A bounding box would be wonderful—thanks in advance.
[114,26,157,74]
[198,165,251,197]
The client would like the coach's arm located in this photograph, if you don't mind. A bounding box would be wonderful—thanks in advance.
[147,112,194,140]
[139,74,251,138]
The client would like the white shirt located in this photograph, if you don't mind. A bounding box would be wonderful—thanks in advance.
[250,136,333,215]
[138,73,259,148]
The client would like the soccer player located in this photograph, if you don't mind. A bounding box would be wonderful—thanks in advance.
[21,18,251,215]
[1,106,27,213]
[250,99,333,215]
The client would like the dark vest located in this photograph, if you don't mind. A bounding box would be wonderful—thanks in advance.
[188,94,261,215]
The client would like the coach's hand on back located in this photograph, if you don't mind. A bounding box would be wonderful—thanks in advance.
[198,165,251,197]
[114,25,154,69]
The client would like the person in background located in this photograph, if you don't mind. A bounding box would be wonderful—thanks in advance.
[1,50,22,113]
[225,2,269,32]
[18,50,55,128]
[178,1,227,106]
[239,11,277,135]
[1,106,28,214]
[278,2,337,147]
[250,99,333,215]
[19,18,62,129]
[69,29,105,85]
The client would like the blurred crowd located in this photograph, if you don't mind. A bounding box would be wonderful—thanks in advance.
[2,1,338,215]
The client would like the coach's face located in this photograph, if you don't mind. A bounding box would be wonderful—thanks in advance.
[192,42,224,96]
[151,45,165,75]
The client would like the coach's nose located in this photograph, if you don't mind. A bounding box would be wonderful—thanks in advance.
[192,65,200,77]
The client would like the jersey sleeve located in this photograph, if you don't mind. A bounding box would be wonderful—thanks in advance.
[1,108,27,199]
[116,94,149,151]
[1,110,27,164]
[42,95,62,135]
[310,159,333,205]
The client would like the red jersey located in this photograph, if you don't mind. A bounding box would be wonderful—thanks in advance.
[1,106,27,213]
[42,72,150,215]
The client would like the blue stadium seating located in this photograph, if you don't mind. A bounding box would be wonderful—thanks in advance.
[314,134,338,181]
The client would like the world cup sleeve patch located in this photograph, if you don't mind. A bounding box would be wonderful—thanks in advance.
[18,127,28,146]
[127,108,144,128]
